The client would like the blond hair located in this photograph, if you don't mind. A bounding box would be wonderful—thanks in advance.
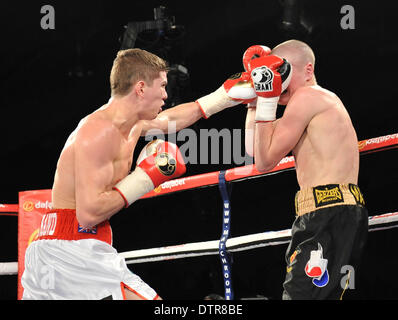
[110,48,167,97]
[272,39,315,69]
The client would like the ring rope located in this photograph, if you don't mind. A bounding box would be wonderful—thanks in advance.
[119,211,398,264]
[1,133,397,212]
[2,211,397,275]
[0,133,397,275]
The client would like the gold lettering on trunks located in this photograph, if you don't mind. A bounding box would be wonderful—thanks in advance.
[349,184,365,206]
[313,185,344,207]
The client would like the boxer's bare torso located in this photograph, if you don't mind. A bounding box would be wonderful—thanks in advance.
[252,85,359,189]
[51,70,201,229]
[52,108,143,210]
[290,86,359,189]
[251,40,360,190]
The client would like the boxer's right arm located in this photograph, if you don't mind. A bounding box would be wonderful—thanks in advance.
[75,123,186,228]
[74,120,126,228]
[113,139,186,208]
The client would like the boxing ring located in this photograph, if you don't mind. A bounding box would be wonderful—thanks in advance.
[1,133,397,300]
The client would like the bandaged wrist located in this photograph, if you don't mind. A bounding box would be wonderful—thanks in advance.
[254,96,279,122]
[113,167,154,208]
[196,86,239,119]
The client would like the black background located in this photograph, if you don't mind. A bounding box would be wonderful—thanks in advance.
[0,0,397,300]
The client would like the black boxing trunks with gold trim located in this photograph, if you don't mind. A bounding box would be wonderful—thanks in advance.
[282,184,368,300]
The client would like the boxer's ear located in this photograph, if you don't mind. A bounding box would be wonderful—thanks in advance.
[305,63,314,82]
[134,81,145,97]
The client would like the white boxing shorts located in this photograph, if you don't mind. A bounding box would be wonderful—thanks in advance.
[21,209,159,300]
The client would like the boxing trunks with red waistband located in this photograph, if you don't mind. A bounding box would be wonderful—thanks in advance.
[35,209,112,244]
[282,184,368,300]
[21,209,159,300]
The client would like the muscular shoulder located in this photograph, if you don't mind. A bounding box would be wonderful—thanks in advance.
[74,116,121,159]
[291,85,338,108]
[287,85,340,119]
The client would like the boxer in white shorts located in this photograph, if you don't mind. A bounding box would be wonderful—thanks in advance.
[22,209,160,300]
[21,48,258,299]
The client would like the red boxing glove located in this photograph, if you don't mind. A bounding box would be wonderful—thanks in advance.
[249,55,292,98]
[242,45,271,71]
[113,140,186,207]
[248,55,292,121]
[137,140,186,186]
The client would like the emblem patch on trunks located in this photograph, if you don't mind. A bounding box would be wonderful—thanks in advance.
[305,243,329,287]
[78,224,97,234]
[313,184,344,208]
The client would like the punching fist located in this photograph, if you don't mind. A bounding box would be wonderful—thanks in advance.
[242,45,271,71]
[248,55,292,122]
[113,139,186,207]
[196,72,256,119]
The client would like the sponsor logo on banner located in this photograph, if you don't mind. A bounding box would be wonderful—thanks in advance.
[358,134,398,150]
[277,156,295,166]
[366,134,398,146]
[305,243,329,287]
[23,200,53,212]
[357,140,366,150]
[35,200,52,210]
[22,201,35,212]
[153,178,186,193]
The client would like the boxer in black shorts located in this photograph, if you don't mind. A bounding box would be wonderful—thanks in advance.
[283,184,368,299]
[245,40,368,299]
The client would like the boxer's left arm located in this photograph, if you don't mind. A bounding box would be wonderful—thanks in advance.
[254,87,317,172]
[245,101,256,157]
[140,102,203,136]
[243,45,271,157]
[245,101,281,159]
[141,71,257,135]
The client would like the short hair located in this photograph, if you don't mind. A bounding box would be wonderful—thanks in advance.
[110,48,168,97]
[271,39,315,68]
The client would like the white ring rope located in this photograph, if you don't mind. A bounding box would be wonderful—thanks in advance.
[120,211,398,264]
[0,262,18,275]
[1,211,397,274]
